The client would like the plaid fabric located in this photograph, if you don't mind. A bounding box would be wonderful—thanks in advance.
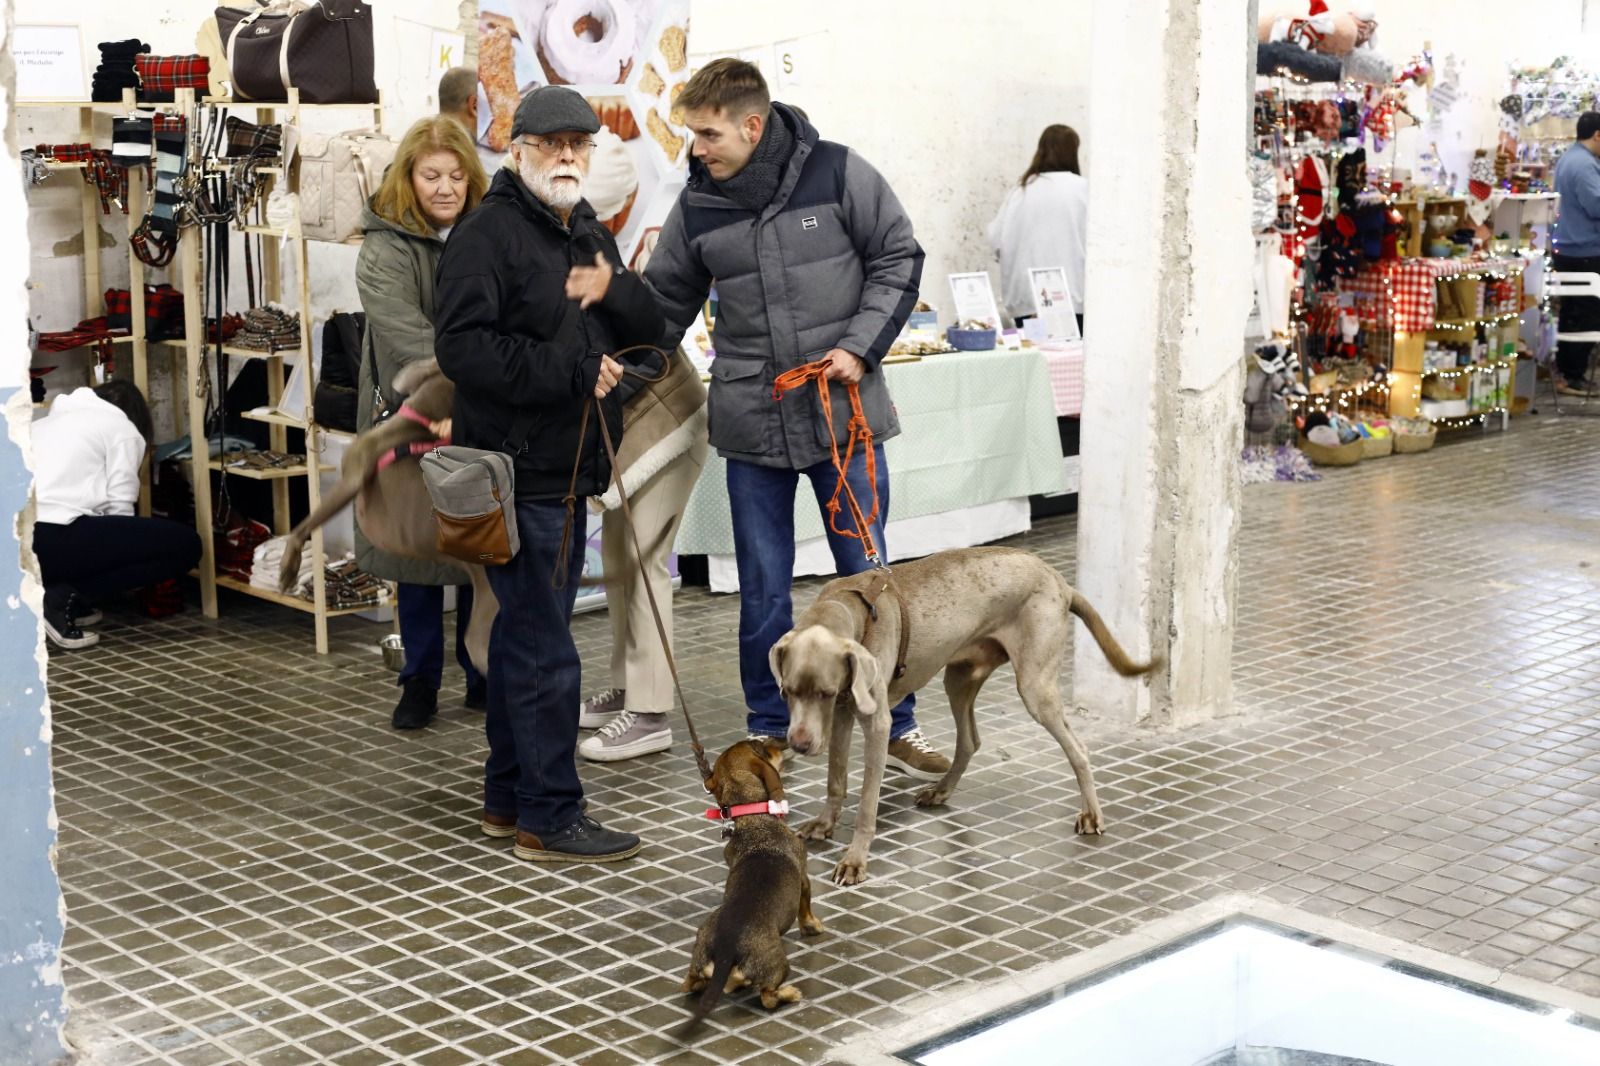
[152,114,187,135]
[1345,258,1525,333]
[223,116,283,158]
[35,143,96,163]
[106,285,186,338]
[133,578,184,619]
[35,317,128,352]
[135,54,211,91]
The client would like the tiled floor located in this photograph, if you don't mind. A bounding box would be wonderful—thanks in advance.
[49,413,1600,1065]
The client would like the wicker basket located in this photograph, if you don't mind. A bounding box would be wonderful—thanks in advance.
[1299,435,1365,466]
[1359,433,1394,459]
[1393,426,1438,453]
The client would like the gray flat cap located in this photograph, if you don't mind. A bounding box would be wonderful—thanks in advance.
[511,85,601,139]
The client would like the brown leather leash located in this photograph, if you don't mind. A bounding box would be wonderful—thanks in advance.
[557,345,715,785]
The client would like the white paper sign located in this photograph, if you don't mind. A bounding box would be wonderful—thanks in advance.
[948,272,1002,330]
[773,34,822,90]
[1028,266,1081,341]
[430,30,466,78]
[13,24,87,102]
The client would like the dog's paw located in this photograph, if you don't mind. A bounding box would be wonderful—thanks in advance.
[831,856,867,885]
[683,974,707,994]
[1075,808,1105,835]
[796,817,836,842]
[800,914,825,936]
[761,984,803,1008]
[914,786,950,808]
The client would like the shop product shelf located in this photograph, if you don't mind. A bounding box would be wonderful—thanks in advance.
[206,457,333,480]
[212,574,375,617]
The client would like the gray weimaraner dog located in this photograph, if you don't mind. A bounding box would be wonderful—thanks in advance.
[277,359,498,674]
[768,546,1157,885]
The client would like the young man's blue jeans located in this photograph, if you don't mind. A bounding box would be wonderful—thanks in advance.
[483,500,586,835]
[396,582,482,690]
[728,442,917,740]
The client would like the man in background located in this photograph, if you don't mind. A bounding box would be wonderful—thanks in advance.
[1551,110,1600,397]
[438,66,504,174]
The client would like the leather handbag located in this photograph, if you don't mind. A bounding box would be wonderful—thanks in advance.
[312,311,364,431]
[214,0,377,104]
[420,447,520,566]
[297,128,397,242]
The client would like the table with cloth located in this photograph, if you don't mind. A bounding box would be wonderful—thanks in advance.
[676,348,1067,593]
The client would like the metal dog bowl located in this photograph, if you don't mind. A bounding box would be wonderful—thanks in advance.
[379,634,405,672]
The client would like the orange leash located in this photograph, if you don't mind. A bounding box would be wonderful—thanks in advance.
[772,358,884,568]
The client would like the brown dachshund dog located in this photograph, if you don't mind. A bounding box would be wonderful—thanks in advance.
[680,740,824,1036]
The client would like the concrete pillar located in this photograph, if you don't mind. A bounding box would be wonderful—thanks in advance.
[1073,0,1254,729]
[2,2,71,1059]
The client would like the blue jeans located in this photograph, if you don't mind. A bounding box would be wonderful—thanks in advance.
[728,443,917,740]
[396,582,482,690]
[483,500,586,835]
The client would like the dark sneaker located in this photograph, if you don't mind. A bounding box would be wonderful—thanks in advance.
[578,687,626,729]
[513,815,641,863]
[44,595,99,650]
[391,678,438,730]
[579,710,671,762]
[480,810,516,839]
[71,602,104,627]
[1558,377,1600,397]
[886,729,951,781]
[463,679,488,711]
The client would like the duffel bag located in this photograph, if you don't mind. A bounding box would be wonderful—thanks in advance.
[420,447,520,566]
[297,128,396,242]
[214,0,377,104]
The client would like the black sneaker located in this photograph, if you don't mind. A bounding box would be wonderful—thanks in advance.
[44,590,98,650]
[391,678,438,730]
[463,678,488,711]
[513,814,641,863]
[71,601,104,627]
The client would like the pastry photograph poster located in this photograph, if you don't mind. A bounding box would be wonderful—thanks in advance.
[476,0,691,263]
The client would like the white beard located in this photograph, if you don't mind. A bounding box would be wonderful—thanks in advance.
[519,158,585,211]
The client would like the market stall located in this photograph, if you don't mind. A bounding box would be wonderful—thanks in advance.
[676,347,1067,593]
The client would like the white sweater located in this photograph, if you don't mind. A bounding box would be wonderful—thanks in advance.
[32,388,146,526]
[986,171,1089,318]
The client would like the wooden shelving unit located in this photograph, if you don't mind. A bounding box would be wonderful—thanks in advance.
[177,88,385,654]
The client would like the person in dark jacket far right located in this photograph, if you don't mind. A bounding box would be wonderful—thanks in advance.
[642,59,950,781]
[433,86,664,865]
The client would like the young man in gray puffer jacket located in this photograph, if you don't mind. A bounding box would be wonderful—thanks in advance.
[643,59,949,780]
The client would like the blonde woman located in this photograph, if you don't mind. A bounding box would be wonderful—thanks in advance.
[355,116,488,730]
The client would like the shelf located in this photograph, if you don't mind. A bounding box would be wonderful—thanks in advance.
[207,457,332,480]
[17,99,128,110]
[240,409,309,430]
[209,163,284,175]
[240,224,296,239]
[202,98,381,111]
[221,344,304,359]
[213,574,377,617]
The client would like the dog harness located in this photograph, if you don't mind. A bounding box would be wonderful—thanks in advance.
[705,800,790,821]
[842,573,911,681]
[375,404,449,473]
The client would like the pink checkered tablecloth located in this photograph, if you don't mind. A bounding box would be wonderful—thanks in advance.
[1042,341,1084,417]
[1345,257,1522,332]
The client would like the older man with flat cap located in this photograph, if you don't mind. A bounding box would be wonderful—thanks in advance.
[434,86,664,864]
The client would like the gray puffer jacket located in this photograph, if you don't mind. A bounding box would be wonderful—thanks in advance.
[643,104,924,469]
[352,200,467,586]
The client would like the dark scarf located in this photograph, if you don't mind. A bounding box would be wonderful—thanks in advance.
[713,107,796,213]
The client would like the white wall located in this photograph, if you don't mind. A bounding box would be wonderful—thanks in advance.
[685,0,1092,325]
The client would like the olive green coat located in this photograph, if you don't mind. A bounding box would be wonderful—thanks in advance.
[352,201,468,586]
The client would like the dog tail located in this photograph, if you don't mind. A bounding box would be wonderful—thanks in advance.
[677,943,738,1039]
[1069,592,1161,677]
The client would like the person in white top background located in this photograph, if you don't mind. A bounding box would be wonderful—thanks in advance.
[30,379,202,650]
[987,124,1089,335]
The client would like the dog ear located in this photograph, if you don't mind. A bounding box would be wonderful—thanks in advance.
[391,358,439,397]
[767,631,796,694]
[845,639,881,717]
[750,750,785,803]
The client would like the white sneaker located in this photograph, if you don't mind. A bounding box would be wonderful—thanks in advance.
[579,711,671,762]
[578,687,626,729]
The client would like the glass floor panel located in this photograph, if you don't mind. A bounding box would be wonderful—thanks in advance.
[897,917,1600,1066]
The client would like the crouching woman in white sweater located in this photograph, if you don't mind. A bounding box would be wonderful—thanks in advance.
[31,380,201,649]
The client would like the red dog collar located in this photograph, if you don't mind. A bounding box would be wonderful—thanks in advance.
[706,800,789,821]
